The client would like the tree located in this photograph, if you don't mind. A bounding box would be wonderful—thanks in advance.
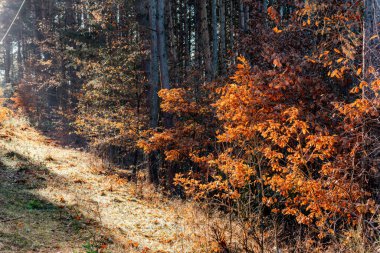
[3,1,380,250]
[4,38,11,84]
[363,0,380,199]
[200,0,213,80]
[149,0,160,184]
[157,0,170,91]
[363,0,380,96]
[212,0,218,77]
[219,0,226,74]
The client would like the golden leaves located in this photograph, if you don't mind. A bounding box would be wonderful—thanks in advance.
[39,59,52,66]
[91,9,103,22]
[369,34,379,41]
[267,6,280,24]
[336,58,344,63]
[273,58,282,68]
[165,150,181,161]
[272,26,283,34]
[137,131,174,154]
[159,88,198,115]
[150,29,376,238]
[329,66,348,79]
[0,107,13,122]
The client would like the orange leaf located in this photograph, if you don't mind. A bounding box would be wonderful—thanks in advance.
[350,87,360,94]
[273,58,282,68]
[273,26,282,33]
[359,81,368,89]
[336,58,344,63]
[267,6,280,24]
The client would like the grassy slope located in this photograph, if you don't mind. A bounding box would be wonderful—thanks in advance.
[0,117,205,253]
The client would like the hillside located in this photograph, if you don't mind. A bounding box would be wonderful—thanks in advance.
[0,0,379,252]
[0,115,204,253]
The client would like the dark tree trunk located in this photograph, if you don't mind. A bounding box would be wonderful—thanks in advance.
[212,0,218,78]
[220,0,226,74]
[157,0,170,90]
[200,0,213,80]
[4,38,11,84]
[363,0,380,201]
[363,0,380,95]
[149,0,160,185]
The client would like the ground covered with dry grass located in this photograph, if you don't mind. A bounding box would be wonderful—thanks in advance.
[0,116,211,253]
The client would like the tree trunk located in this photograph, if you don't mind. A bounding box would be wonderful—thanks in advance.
[149,0,160,185]
[219,0,226,74]
[167,0,178,83]
[17,35,23,81]
[229,0,235,65]
[157,0,177,187]
[157,0,170,90]
[244,4,249,32]
[212,0,218,78]
[239,0,244,30]
[362,0,380,201]
[184,0,191,72]
[200,0,213,80]
[363,0,380,96]
[195,2,202,67]
[4,38,11,84]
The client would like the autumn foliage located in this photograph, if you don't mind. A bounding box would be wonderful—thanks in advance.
[140,57,378,239]
[2,0,379,251]
[139,1,380,246]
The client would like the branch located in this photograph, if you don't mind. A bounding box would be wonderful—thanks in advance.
[0,216,23,222]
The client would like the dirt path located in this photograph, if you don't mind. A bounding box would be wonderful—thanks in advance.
[0,117,202,253]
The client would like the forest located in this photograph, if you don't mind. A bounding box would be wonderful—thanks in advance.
[0,0,379,252]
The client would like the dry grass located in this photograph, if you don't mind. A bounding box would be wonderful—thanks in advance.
[0,116,377,253]
[0,116,207,252]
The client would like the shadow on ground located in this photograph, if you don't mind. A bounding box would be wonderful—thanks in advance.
[3,87,86,149]
[0,150,105,253]
[27,108,87,149]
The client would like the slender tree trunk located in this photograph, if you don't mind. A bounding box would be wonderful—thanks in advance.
[157,0,177,187]
[363,0,380,96]
[212,0,218,77]
[4,38,11,84]
[230,0,235,65]
[220,0,226,74]
[149,0,160,185]
[167,0,179,83]
[195,3,202,67]
[200,0,213,80]
[184,0,190,72]
[363,0,380,201]
[17,36,23,81]
[239,0,244,30]
[244,4,249,32]
[62,0,77,109]
[263,0,268,19]
[157,0,171,128]
[157,0,170,90]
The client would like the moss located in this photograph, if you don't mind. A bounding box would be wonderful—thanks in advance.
[4,151,28,161]
[0,231,32,250]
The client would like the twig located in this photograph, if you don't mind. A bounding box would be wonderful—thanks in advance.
[0,216,23,222]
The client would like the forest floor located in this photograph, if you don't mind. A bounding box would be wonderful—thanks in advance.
[0,114,209,253]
